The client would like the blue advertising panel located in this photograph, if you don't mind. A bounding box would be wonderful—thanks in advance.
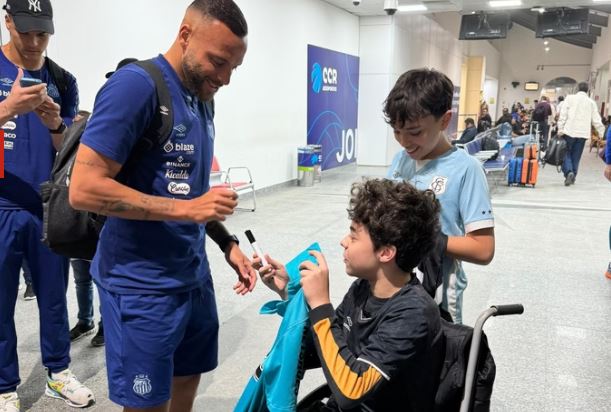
[307,45,359,170]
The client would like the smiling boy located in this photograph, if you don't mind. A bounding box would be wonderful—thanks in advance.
[385,68,495,324]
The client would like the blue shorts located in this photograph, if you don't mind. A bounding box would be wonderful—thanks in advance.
[98,276,219,408]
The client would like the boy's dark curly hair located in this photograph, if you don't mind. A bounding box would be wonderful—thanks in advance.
[383,68,453,128]
[347,179,441,273]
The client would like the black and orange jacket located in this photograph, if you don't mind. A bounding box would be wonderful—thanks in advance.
[308,276,443,411]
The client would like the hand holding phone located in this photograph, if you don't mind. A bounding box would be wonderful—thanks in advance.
[20,77,43,88]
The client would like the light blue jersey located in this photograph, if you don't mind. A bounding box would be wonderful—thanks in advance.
[387,147,494,323]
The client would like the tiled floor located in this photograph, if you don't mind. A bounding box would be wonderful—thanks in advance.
[13,149,611,411]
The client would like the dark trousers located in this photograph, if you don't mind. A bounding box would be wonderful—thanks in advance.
[561,135,586,178]
[0,210,70,393]
[71,259,102,327]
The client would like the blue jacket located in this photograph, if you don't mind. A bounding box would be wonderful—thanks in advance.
[234,243,321,412]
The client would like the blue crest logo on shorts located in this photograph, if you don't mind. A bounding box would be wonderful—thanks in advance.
[133,374,152,396]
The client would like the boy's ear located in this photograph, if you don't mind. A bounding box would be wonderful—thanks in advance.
[377,245,397,264]
[440,110,452,130]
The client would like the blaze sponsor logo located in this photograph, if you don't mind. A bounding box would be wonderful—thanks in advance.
[175,143,195,152]
[4,140,13,150]
[4,133,16,139]
[165,169,189,180]
[168,182,191,195]
[163,141,195,154]
[2,121,16,130]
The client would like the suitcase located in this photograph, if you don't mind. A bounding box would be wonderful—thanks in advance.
[524,143,538,161]
[520,158,538,186]
[508,157,523,185]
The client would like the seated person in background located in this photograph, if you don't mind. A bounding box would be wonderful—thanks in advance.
[496,107,512,125]
[511,117,524,136]
[452,118,478,145]
[477,108,492,133]
[255,178,443,411]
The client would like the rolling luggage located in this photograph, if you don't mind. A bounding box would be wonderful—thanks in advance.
[520,158,538,186]
[507,157,523,185]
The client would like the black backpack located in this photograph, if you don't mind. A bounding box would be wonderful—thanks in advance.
[40,60,174,259]
[435,320,496,412]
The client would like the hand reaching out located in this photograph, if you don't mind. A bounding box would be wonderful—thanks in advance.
[253,254,289,300]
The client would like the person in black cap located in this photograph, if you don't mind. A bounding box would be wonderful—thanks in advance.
[0,0,95,410]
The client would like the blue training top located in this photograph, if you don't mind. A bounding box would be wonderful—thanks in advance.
[0,49,78,214]
[81,55,215,294]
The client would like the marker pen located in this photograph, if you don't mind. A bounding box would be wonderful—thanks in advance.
[245,230,269,267]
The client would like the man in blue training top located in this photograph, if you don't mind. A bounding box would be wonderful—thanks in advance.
[0,0,95,410]
[69,1,256,411]
[386,69,495,324]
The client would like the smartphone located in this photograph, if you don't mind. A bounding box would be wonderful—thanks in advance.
[20,77,42,87]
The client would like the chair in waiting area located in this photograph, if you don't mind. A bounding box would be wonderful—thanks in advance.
[210,156,256,211]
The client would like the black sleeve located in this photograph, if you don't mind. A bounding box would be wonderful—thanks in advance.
[308,297,432,410]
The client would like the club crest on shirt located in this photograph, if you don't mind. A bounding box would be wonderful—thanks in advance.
[133,374,152,396]
[429,176,448,195]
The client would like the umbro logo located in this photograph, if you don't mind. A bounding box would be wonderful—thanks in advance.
[160,106,169,116]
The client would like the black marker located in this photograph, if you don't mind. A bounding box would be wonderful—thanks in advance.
[245,230,269,267]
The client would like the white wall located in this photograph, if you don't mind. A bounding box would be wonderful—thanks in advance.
[591,15,611,116]
[0,0,359,190]
[492,24,593,110]
[357,13,466,167]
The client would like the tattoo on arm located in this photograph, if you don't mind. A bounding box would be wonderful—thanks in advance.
[98,196,174,221]
[75,159,107,169]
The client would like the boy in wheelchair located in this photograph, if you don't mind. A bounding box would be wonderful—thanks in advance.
[254,178,443,411]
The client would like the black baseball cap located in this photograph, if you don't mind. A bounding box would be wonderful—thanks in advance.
[105,58,138,78]
[3,0,54,34]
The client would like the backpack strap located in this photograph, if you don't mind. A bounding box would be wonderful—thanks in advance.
[45,56,68,97]
[132,59,174,152]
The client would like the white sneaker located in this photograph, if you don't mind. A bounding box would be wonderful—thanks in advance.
[45,369,95,408]
[0,392,20,412]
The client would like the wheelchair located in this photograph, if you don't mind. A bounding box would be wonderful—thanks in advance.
[295,304,524,412]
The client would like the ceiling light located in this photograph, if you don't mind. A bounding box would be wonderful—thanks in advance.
[397,4,427,12]
[544,40,549,45]
[489,0,522,7]
[531,6,545,13]
[545,47,550,52]
[592,0,611,3]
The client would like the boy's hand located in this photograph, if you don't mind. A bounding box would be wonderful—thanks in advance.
[253,254,289,300]
[299,251,330,309]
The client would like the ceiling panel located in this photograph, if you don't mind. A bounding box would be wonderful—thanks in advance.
[322,0,611,16]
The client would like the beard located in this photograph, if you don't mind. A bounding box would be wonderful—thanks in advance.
[181,53,214,101]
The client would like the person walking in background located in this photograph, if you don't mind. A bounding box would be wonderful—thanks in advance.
[557,82,605,186]
[532,95,552,151]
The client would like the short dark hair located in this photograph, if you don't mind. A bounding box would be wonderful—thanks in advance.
[558,96,564,102]
[383,68,453,127]
[347,179,440,274]
[465,117,475,126]
[189,0,248,37]
[578,82,588,93]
